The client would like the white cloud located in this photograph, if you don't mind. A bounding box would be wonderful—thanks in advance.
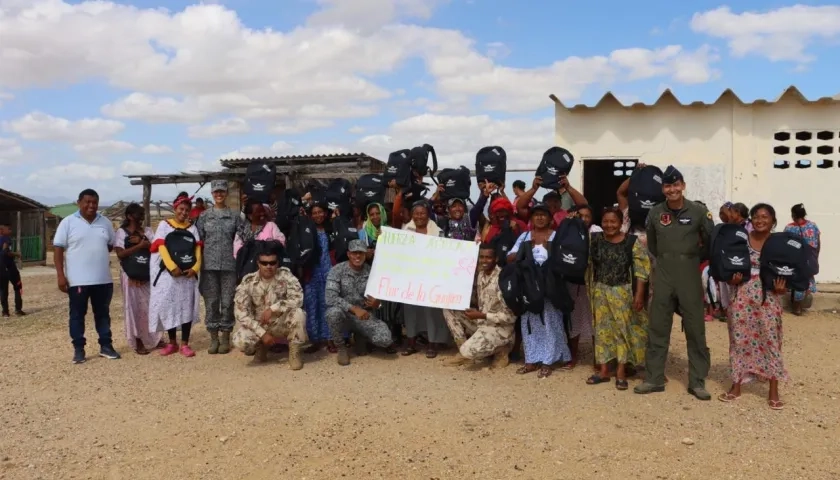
[348,126,366,134]
[269,119,335,134]
[101,93,206,123]
[73,140,135,154]
[307,0,450,33]
[4,112,124,142]
[141,144,173,154]
[219,140,296,160]
[27,163,116,185]
[691,5,840,62]
[187,117,250,138]
[0,137,23,164]
[485,41,511,59]
[121,160,154,174]
[0,92,13,107]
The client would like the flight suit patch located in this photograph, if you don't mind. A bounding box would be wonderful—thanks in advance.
[660,213,672,226]
[678,217,691,225]
[706,211,713,220]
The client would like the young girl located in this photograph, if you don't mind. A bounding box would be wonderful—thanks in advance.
[149,192,203,357]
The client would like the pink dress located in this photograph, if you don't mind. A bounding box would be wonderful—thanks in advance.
[115,228,162,350]
[726,247,789,384]
[233,221,286,258]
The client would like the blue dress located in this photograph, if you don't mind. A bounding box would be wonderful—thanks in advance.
[304,230,332,343]
[510,231,572,365]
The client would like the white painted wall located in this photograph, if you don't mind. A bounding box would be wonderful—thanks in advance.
[554,94,840,282]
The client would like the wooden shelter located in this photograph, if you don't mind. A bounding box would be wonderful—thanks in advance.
[125,153,386,226]
[0,188,48,266]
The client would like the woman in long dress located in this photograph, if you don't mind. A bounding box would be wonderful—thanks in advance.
[720,203,789,410]
[303,201,333,353]
[585,207,650,389]
[507,202,572,379]
[783,203,820,315]
[401,200,451,358]
[149,192,203,357]
[114,202,161,355]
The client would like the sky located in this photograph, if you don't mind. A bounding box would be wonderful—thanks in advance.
[1,0,839,206]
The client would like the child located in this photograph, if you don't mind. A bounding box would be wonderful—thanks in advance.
[0,223,24,316]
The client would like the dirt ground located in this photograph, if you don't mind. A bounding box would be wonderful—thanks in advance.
[1,259,838,480]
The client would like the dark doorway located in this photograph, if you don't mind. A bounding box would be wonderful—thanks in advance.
[582,159,637,226]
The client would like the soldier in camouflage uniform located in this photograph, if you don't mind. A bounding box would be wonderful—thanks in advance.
[232,241,307,370]
[325,240,395,365]
[443,244,516,368]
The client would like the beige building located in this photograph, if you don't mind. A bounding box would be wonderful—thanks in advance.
[551,86,840,283]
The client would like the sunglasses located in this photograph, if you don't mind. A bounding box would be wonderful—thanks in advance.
[258,260,278,267]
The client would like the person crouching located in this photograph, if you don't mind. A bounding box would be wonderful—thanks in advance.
[326,240,396,365]
[443,244,516,368]
[232,241,307,370]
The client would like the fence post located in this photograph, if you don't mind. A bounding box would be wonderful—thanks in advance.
[15,211,21,268]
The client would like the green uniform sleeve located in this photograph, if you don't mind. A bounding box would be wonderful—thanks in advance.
[645,208,658,257]
[697,203,714,259]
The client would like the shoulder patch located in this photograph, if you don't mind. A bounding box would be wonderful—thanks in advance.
[706,211,713,220]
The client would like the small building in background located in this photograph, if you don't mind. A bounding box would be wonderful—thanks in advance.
[0,188,49,266]
[550,85,840,282]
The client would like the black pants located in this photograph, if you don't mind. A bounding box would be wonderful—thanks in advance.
[168,322,192,343]
[68,283,114,348]
[0,269,22,313]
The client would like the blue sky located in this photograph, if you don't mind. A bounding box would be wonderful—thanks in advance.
[1,0,838,205]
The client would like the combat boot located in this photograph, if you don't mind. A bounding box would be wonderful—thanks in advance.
[446,340,471,366]
[337,344,350,366]
[491,344,512,369]
[207,331,220,354]
[218,331,231,354]
[288,343,304,370]
[252,342,268,363]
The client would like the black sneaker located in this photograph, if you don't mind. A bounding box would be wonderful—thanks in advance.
[1,311,9,318]
[14,310,26,316]
[73,348,86,364]
[99,345,121,360]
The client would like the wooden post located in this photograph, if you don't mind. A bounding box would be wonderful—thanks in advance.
[15,211,22,268]
[142,179,152,227]
[40,209,47,263]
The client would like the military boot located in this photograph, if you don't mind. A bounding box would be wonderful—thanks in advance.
[491,344,512,369]
[288,343,304,370]
[445,340,470,367]
[218,331,231,354]
[337,344,350,366]
[207,331,220,355]
[252,342,268,363]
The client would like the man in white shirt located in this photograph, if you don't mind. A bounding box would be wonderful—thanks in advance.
[53,189,119,364]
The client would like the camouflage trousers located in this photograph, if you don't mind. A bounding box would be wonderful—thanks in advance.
[442,310,514,360]
[232,308,308,351]
[326,307,393,348]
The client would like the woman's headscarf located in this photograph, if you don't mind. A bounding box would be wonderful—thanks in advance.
[363,203,387,243]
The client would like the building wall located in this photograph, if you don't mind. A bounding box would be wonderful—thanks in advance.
[555,95,840,282]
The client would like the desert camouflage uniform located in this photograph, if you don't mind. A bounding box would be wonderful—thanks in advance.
[325,262,393,347]
[443,266,516,359]
[232,268,307,350]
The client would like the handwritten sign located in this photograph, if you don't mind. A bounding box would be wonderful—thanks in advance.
[365,227,478,309]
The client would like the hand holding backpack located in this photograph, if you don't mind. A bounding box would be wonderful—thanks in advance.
[152,227,198,286]
[537,147,574,190]
[475,146,507,185]
[709,223,750,284]
[384,149,413,188]
[409,144,438,180]
[120,229,151,282]
[244,161,277,204]
[436,166,471,201]
[628,165,665,228]
[355,174,386,209]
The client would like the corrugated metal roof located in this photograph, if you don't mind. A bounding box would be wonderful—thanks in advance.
[0,188,50,211]
[549,86,840,111]
[219,152,382,169]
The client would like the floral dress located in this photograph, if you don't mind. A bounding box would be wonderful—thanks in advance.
[304,230,332,343]
[726,246,788,383]
[783,220,820,302]
[588,233,651,366]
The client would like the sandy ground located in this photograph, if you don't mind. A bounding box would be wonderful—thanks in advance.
[1,258,838,480]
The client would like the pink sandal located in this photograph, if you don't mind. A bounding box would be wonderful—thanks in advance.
[180,345,196,357]
[159,343,178,356]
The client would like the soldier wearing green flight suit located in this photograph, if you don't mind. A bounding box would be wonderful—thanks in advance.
[634,165,715,401]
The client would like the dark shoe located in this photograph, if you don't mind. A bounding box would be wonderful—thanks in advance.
[353,337,369,357]
[218,331,231,354]
[253,342,268,363]
[337,346,350,366]
[207,331,220,355]
[688,387,712,401]
[1,311,9,318]
[633,382,666,394]
[99,345,121,360]
[73,348,86,364]
[14,310,26,316]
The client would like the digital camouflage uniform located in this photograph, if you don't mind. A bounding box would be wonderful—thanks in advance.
[232,268,307,351]
[443,265,516,360]
[642,196,714,391]
[196,204,241,333]
[325,261,393,348]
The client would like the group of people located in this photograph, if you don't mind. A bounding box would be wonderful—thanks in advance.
[48,165,819,411]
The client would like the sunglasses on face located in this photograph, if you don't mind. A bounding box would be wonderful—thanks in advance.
[258,260,278,267]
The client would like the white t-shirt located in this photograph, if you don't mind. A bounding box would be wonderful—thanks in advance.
[53,212,115,287]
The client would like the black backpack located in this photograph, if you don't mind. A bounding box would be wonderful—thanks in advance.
[437,166,471,201]
[244,161,276,204]
[409,144,438,179]
[401,182,429,204]
[152,227,197,286]
[490,221,518,267]
[384,149,413,188]
[515,243,546,315]
[759,232,815,295]
[536,146,574,190]
[120,228,151,282]
[551,217,589,283]
[274,188,302,233]
[355,174,386,209]
[286,216,320,270]
[498,262,525,316]
[709,224,751,283]
[475,146,507,185]
[326,178,353,219]
[628,165,665,228]
[331,215,360,264]
[789,224,820,276]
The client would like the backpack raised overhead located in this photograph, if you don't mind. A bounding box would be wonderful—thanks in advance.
[628,165,665,227]
[437,166,471,202]
[475,145,507,185]
[244,161,276,204]
[355,174,386,209]
[537,146,574,190]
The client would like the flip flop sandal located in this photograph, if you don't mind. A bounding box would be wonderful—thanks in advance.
[768,400,785,410]
[718,392,739,402]
[615,379,629,390]
[516,364,540,375]
[425,347,438,359]
[560,362,575,370]
[385,345,397,355]
[401,346,418,356]
[537,367,553,379]
[586,374,610,385]
[135,348,150,355]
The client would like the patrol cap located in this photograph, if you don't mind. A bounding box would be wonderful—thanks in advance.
[211,179,229,192]
[347,239,367,253]
[662,165,684,185]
